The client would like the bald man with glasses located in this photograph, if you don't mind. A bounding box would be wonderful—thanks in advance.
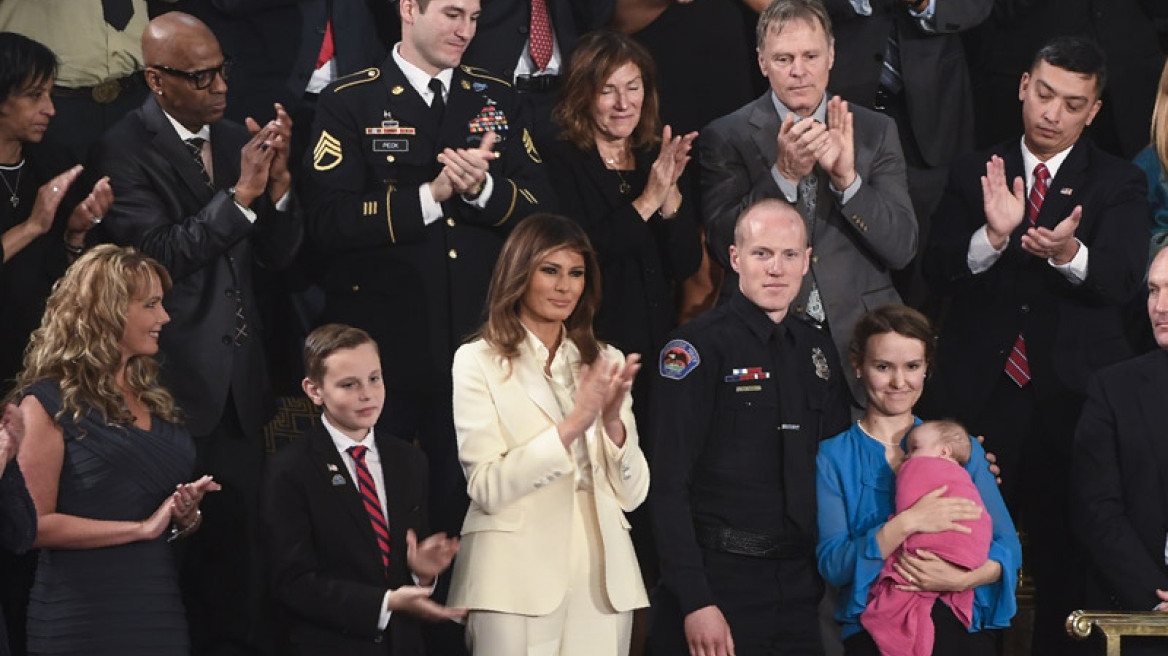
[86,11,303,655]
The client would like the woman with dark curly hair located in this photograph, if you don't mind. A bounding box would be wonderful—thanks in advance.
[14,245,218,655]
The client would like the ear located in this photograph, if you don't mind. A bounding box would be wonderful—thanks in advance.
[145,69,164,96]
[729,244,741,275]
[800,246,812,277]
[1017,72,1030,103]
[301,377,323,406]
[1084,98,1103,126]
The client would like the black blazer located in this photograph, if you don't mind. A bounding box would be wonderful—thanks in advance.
[90,96,304,437]
[543,140,701,362]
[459,0,614,80]
[1072,349,1168,612]
[0,463,35,656]
[923,137,1151,417]
[262,426,429,656]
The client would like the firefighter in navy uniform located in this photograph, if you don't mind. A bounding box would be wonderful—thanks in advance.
[300,0,554,539]
[648,198,852,656]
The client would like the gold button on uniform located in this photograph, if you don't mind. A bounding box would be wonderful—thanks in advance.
[386,155,395,163]
[446,218,456,227]
[812,255,819,264]
[448,249,458,259]
[351,285,360,292]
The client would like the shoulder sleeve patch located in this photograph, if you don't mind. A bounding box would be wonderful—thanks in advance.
[659,339,700,380]
[333,67,380,93]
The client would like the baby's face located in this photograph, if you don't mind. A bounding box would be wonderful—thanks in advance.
[905,427,953,462]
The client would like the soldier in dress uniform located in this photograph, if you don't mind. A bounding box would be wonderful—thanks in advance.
[648,198,852,656]
[300,0,554,541]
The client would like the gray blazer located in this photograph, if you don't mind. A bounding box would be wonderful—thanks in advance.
[700,92,917,402]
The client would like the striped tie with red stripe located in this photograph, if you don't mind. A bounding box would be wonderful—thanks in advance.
[347,445,390,575]
[1004,163,1051,387]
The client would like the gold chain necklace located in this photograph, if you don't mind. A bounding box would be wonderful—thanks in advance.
[0,159,24,208]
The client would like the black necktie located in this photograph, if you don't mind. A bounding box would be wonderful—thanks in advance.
[102,0,134,31]
[429,78,446,121]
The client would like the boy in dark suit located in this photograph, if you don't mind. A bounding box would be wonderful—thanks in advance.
[262,324,464,655]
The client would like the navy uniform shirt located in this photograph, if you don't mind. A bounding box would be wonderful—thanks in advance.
[649,290,852,615]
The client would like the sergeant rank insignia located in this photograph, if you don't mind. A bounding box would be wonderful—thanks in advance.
[313,130,342,171]
[811,347,831,380]
[660,339,700,380]
[469,105,508,133]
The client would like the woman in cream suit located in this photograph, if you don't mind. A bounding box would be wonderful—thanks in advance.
[448,214,650,655]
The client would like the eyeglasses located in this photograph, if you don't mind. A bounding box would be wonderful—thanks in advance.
[152,59,233,90]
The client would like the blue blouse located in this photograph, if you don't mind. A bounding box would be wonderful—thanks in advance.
[1134,146,1168,245]
[815,420,1021,640]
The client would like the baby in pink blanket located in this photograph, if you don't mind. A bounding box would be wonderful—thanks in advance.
[861,420,993,656]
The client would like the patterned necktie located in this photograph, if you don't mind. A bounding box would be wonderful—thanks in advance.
[428,78,445,121]
[528,0,553,71]
[184,137,212,189]
[347,445,391,575]
[797,174,826,324]
[1003,163,1051,387]
[101,0,134,31]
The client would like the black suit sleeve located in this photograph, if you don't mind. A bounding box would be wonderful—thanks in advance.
[0,462,36,555]
[1072,371,1168,610]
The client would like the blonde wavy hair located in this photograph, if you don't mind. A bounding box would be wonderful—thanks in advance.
[12,245,180,428]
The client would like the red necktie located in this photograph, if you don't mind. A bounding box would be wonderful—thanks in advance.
[316,19,335,69]
[347,445,390,575]
[529,0,553,72]
[1003,163,1051,387]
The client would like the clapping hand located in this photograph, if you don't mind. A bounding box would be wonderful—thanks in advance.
[559,352,640,448]
[774,113,826,184]
[171,474,221,531]
[1021,205,1082,264]
[406,528,460,585]
[438,131,498,199]
[981,155,1026,250]
[636,125,696,220]
[819,96,856,190]
[0,403,25,468]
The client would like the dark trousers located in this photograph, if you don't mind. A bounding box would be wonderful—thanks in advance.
[649,554,825,656]
[967,375,1089,656]
[50,80,148,162]
[843,599,997,656]
[183,394,273,656]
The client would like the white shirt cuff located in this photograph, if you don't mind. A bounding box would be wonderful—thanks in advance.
[274,189,291,211]
[1049,239,1088,284]
[461,173,494,208]
[419,183,443,226]
[234,201,257,224]
[967,225,1005,274]
[831,174,862,205]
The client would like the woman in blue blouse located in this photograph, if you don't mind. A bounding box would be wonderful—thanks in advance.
[1135,58,1168,251]
[816,305,1021,655]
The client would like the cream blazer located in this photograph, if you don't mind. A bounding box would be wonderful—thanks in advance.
[447,335,650,615]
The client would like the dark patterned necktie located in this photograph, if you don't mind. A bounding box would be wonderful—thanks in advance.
[529,0,553,71]
[102,0,134,31]
[429,78,445,121]
[184,137,213,189]
[347,445,390,576]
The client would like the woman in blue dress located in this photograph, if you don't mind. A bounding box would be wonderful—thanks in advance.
[13,245,218,655]
[816,304,1021,655]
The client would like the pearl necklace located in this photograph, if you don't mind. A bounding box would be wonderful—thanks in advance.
[856,419,902,448]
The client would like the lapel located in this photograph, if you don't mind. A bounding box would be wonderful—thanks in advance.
[1037,140,1089,231]
[509,347,565,424]
[748,93,779,175]
[140,97,216,205]
[305,426,380,549]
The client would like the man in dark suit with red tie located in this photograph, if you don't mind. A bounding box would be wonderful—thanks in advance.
[922,36,1152,656]
[89,11,302,655]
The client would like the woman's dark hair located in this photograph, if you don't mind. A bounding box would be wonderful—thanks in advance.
[475,214,603,365]
[0,32,58,104]
[848,304,936,369]
[553,30,661,151]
